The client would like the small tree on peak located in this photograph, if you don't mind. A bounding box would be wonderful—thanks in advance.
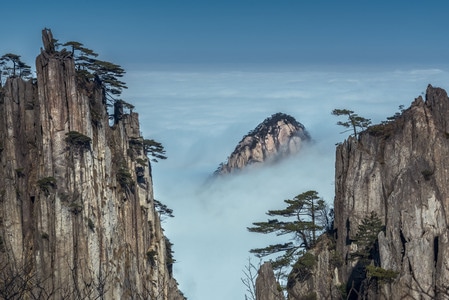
[332,108,371,139]
[63,41,99,78]
[63,40,127,103]
[92,59,127,100]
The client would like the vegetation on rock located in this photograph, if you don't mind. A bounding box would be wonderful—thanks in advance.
[65,131,92,150]
[332,108,371,139]
[352,211,384,261]
[117,167,134,191]
[365,265,398,283]
[248,190,331,279]
[37,177,57,196]
[143,139,167,162]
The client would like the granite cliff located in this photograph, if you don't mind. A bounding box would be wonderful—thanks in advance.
[0,29,184,299]
[283,84,449,299]
[215,112,310,175]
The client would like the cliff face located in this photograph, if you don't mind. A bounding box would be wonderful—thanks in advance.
[287,85,449,299]
[215,113,310,175]
[0,30,183,299]
[256,262,284,300]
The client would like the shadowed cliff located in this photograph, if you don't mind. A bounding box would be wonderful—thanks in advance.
[0,29,184,299]
[264,85,449,299]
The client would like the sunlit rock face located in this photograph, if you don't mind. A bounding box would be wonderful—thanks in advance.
[286,85,449,299]
[214,112,310,175]
[0,29,184,299]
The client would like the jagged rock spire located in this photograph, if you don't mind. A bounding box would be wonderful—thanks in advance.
[256,262,284,300]
[41,28,55,53]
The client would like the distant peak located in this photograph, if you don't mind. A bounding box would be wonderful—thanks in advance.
[214,112,310,176]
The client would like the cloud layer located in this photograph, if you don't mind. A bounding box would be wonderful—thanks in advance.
[122,67,449,299]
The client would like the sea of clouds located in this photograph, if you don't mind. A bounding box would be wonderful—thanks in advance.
[122,67,449,300]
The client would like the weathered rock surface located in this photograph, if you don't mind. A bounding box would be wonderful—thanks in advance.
[287,84,449,299]
[287,234,341,299]
[0,29,184,299]
[256,262,284,300]
[215,113,310,175]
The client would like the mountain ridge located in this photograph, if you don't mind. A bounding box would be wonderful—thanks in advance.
[276,84,449,299]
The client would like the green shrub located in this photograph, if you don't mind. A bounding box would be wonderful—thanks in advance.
[15,168,25,178]
[68,202,83,215]
[65,131,91,150]
[136,158,148,166]
[146,250,157,265]
[37,177,57,196]
[336,283,348,299]
[366,265,398,283]
[302,292,317,300]
[87,218,95,232]
[128,137,144,158]
[421,169,434,181]
[117,167,134,189]
[0,236,4,252]
[330,251,343,268]
[292,252,317,281]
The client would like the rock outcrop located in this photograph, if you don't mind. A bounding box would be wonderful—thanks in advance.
[0,29,184,299]
[256,262,284,300]
[286,84,449,299]
[215,113,310,175]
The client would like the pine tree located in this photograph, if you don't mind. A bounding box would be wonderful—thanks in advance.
[248,190,328,272]
[63,41,127,102]
[352,211,384,261]
[0,53,32,79]
[143,139,167,162]
[332,108,371,138]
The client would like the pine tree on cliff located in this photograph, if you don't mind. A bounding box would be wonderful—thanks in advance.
[332,108,371,139]
[247,190,329,272]
[143,139,167,162]
[0,53,32,80]
[63,41,99,79]
[63,41,127,102]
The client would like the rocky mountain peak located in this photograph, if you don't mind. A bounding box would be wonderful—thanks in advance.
[284,84,449,299]
[214,112,310,175]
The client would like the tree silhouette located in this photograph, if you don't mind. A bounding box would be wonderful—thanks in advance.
[143,139,167,162]
[332,108,371,139]
[248,190,328,273]
[63,41,99,79]
[63,41,127,103]
[0,53,32,80]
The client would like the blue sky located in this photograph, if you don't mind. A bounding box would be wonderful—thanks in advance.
[2,1,449,69]
[3,1,449,299]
